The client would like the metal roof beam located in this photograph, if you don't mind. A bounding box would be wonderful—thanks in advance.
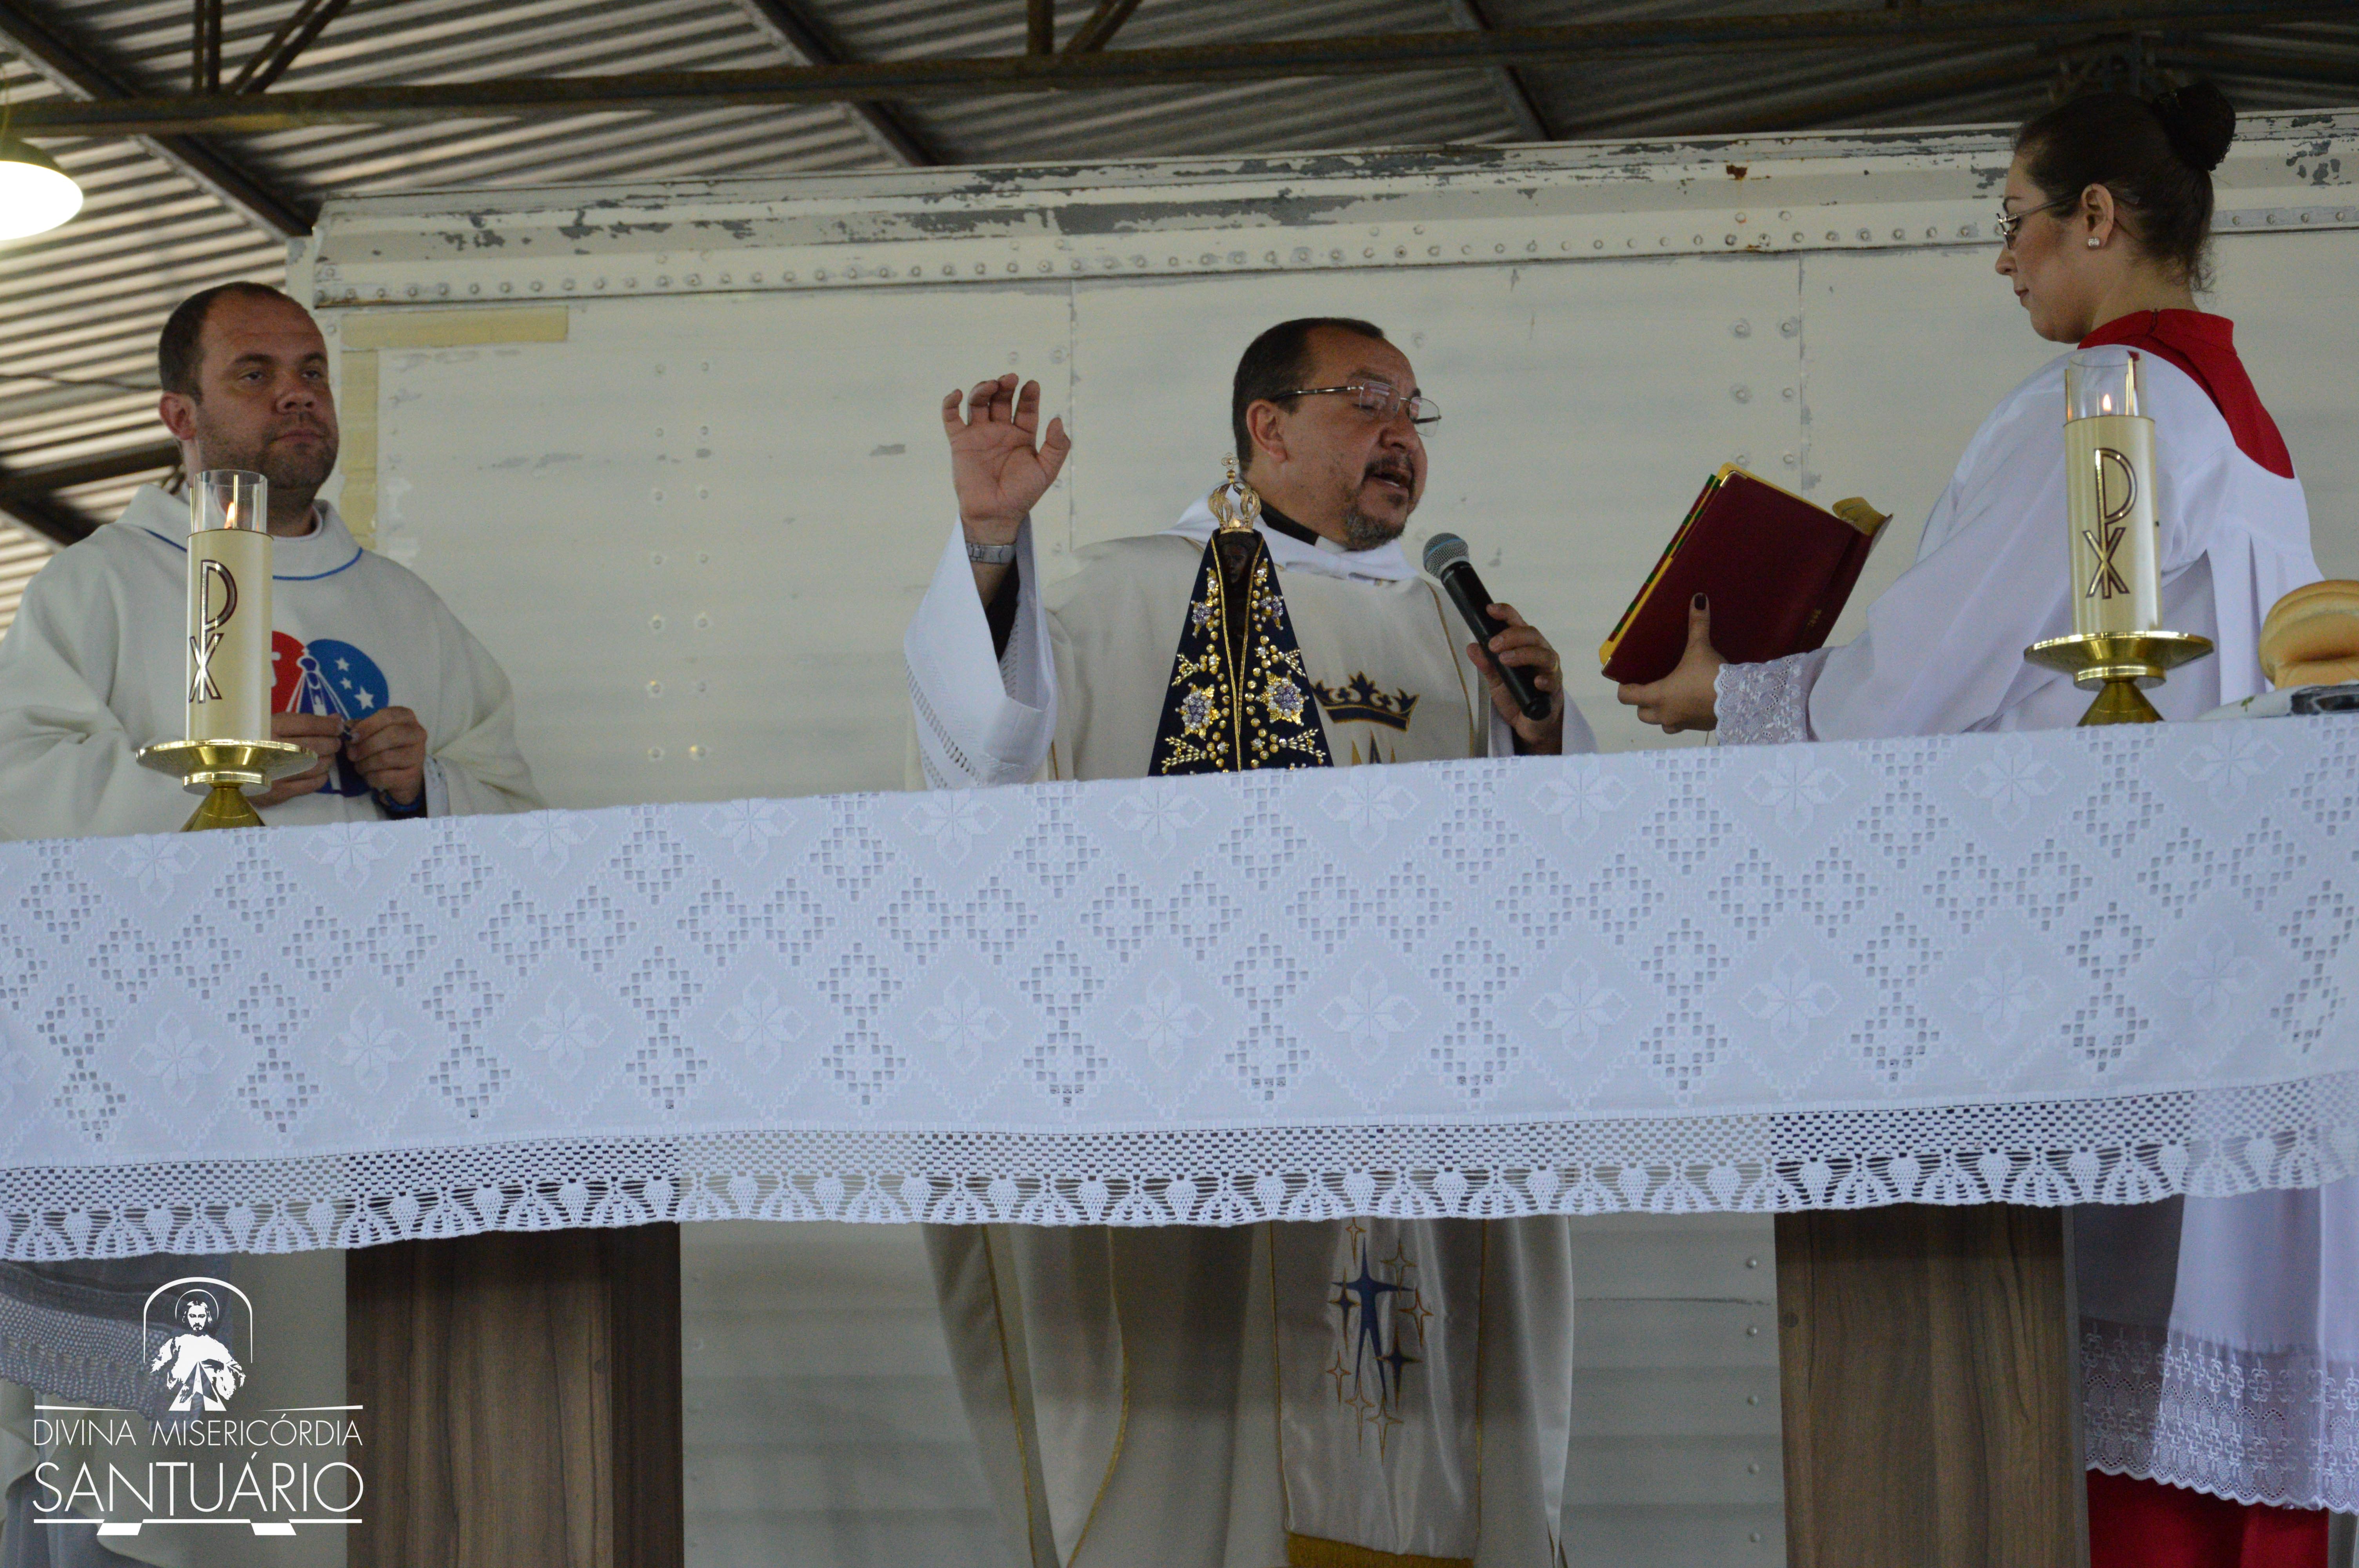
[1,442,178,497]
[0,467,96,545]
[734,0,946,166]
[0,442,177,544]
[2154,39,2359,91]
[193,0,220,93]
[1443,0,1558,142]
[12,0,2352,132]
[1029,0,1054,57]
[229,0,353,96]
[1064,0,1143,55]
[0,0,314,236]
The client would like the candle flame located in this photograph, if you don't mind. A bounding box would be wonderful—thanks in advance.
[2099,393,2113,414]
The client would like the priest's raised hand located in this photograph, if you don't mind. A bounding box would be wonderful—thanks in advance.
[940,372,1070,600]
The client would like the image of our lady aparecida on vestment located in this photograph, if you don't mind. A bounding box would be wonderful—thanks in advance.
[145,1279,250,1414]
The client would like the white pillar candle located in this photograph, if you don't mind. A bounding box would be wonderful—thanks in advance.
[184,470,273,743]
[2064,348,2162,638]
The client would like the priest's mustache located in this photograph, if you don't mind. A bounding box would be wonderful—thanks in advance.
[1366,458,1415,488]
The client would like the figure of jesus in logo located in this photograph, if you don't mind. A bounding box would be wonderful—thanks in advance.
[150,1289,243,1411]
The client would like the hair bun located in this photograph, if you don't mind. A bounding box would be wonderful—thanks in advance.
[2151,80,2236,172]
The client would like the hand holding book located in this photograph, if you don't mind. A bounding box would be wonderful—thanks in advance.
[1603,466,1890,734]
[1618,593,1723,733]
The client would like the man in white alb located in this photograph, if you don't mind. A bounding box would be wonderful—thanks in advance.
[0,281,539,1568]
[0,281,537,837]
[905,318,1593,1568]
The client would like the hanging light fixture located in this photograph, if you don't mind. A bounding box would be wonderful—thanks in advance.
[0,134,82,241]
[0,67,82,243]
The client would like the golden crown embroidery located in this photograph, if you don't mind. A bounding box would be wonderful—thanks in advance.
[1312,673,1419,731]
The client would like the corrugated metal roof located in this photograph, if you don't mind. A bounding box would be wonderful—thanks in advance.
[2,0,2354,633]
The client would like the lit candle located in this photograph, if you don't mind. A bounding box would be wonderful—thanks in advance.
[185,470,272,742]
[2064,348,2161,637]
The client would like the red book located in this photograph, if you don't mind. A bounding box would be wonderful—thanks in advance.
[1599,466,1890,685]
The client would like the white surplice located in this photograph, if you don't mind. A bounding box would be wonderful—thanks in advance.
[904,499,1592,1567]
[1716,334,2350,1512]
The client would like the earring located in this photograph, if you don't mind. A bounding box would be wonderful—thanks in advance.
[2086,237,2102,248]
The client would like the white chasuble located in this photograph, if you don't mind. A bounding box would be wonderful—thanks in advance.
[904,496,1589,1566]
[905,496,1599,789]
[925,1221,1574,1568]
[1274,1220,1481,1564]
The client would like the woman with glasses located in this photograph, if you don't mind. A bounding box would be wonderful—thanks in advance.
[1618,82,2336,1568]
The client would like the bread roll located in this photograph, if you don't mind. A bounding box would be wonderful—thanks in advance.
[2274,656,2359,690]
[2259,580,2359,684]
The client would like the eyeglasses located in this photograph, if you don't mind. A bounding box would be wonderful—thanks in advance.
[1994,194,2078,249]
[1274,382,1441,429]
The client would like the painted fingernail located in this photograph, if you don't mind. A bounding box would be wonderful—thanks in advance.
[1692,593,1707,610]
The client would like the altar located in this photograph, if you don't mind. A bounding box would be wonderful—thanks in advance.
[0,715,2351,1564]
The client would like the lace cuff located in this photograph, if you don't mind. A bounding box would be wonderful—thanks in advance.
[1715,649,1830,746]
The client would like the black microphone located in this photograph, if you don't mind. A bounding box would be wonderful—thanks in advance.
[1423,533,1550,722]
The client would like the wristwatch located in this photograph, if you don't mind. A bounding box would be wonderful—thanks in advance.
[965,537,1018,565]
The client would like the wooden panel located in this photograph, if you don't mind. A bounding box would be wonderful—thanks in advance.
[348,1224,683,1568]
[1776,1205,2083,1568]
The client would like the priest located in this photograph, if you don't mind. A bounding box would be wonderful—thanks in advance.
[904,317,1592,1567]
[0,280,540,1568]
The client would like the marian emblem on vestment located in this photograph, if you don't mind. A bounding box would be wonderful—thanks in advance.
[1147,459,1334,776]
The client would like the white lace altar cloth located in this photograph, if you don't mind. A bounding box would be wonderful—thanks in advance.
[0,719,2352,1261]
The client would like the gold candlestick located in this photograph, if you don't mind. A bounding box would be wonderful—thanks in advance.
[2025,629,2215,725]
[136,470,312,830]
[2024,348,2211,725]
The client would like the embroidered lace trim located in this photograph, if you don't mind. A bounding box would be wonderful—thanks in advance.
[1714,650,1829,746]
[0,1258,196,1411]
[2084,1317,2359,1512]
[0,1076,2350,1261]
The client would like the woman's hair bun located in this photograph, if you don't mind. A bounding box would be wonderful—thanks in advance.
[2151,80,2236,172]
